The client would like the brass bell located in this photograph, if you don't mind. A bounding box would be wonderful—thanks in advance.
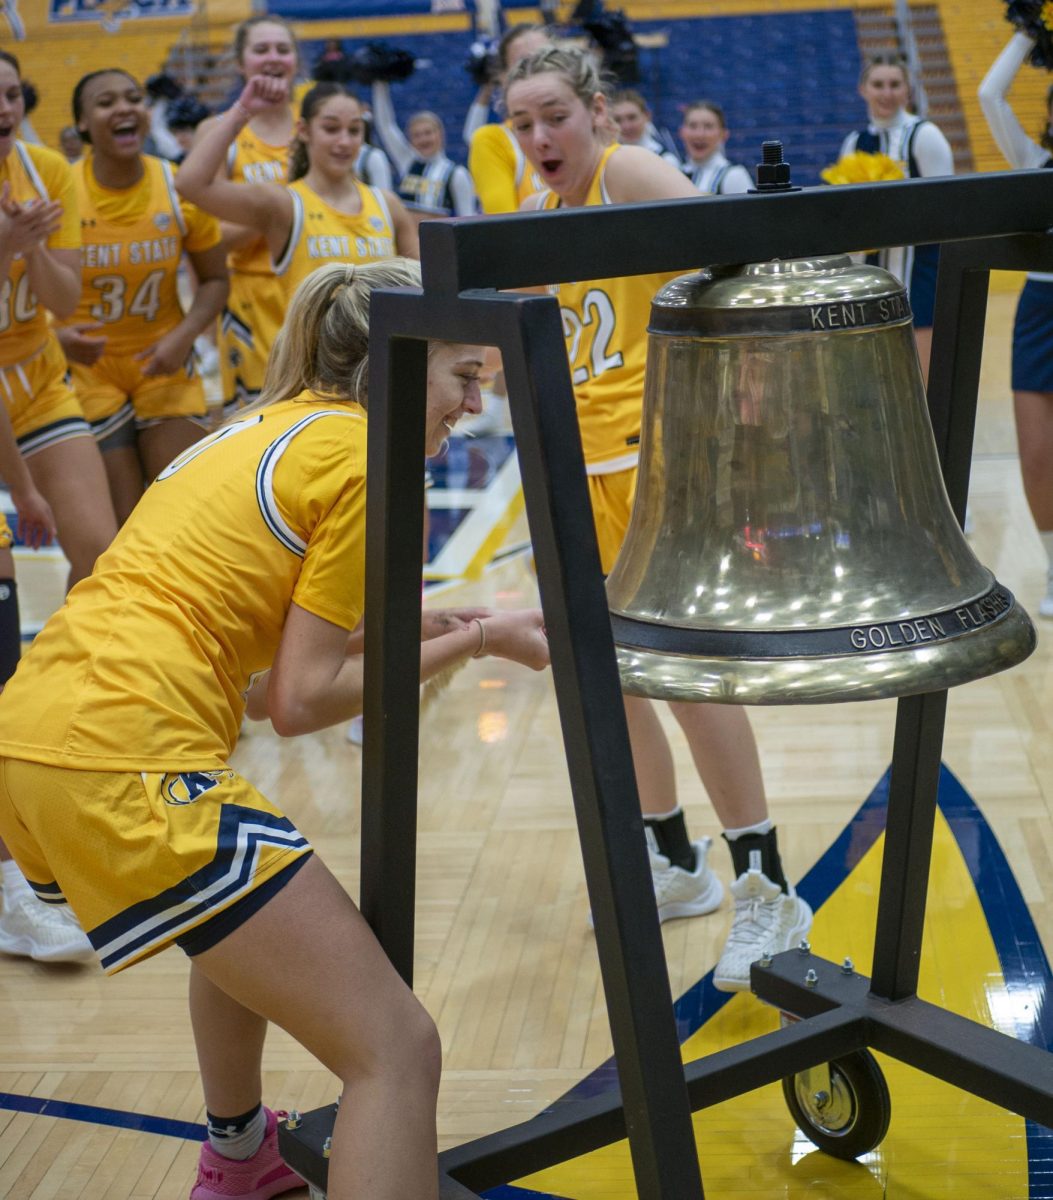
[606,255,1036,704]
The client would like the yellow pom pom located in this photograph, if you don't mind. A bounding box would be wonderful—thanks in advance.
[821,150,908,186]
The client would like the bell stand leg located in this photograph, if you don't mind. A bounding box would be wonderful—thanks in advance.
[753,239,1053,1125]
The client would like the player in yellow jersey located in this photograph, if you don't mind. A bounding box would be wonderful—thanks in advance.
[56,69,228,524]
[178,78,418,308]
[0,257,548,1199]
[0,50,117,590]
[192,15,300,414]
[466,23,552,214]
[507,46,812,991]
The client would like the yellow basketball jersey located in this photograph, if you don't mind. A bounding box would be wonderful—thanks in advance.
[541,144,677,471]
[226,122,289,276]
[0,393,367,772]
[68,155,220,356]
[0,142,81,368]
[274,179,395,297]
[469,122,544,214]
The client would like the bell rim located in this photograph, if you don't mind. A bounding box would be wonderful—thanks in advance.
[614,602,1037,705]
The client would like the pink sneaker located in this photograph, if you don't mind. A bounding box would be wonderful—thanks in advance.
[190,1107,305,1200]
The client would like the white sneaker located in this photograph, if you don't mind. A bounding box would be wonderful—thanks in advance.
[0,894,94,963]
[587,831,724,930]
[646,829,724,923]
[1039,568,1053,619]
[712,867,812,993]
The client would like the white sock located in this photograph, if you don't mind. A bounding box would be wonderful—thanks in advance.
[1040,531,1053,574]
[723,818,773,841]
[1,858,33,906]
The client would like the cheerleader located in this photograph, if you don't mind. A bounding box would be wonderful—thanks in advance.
[0,256,548,1199]
[506,45,811,991]
[57,69,228,524]
[679,100,753,194]
[610,88,680,165]
[0,50,117,588]
[176,78,417,303]
[979,33,1053,617]
[193,15,299,413]
[371,80,477,220]
[839,53,954,380]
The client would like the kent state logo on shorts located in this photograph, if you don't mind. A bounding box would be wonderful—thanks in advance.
[161,770,235,807]
[48,0,193,31]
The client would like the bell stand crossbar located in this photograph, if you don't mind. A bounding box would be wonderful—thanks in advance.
[277,170,1053,1199]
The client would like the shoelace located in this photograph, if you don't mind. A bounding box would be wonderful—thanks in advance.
[725,895,781,945]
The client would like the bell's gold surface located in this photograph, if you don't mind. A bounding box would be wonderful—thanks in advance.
[606,255,1036,704]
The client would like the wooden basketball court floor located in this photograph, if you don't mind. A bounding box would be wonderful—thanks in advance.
[1,290,1052,1198]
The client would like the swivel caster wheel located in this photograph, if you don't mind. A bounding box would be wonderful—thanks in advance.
[782,1049,891,1160]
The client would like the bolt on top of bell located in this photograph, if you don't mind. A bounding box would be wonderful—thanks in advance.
[607,252,1035,704]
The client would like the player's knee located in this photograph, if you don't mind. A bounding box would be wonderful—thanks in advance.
[389,999,442,1092]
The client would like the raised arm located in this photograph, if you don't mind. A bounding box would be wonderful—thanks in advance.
[979,33,1050,170]
[462,85,494,144]
[175,76,294,256]
[370,81,415,176]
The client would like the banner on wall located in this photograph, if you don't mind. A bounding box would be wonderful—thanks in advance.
[0,0,247,39]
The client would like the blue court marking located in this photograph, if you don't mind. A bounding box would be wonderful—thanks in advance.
[0,1091,204,1141]
[480,765,1053,1199]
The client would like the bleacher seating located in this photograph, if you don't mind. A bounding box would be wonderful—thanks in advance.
[297,9,865,185]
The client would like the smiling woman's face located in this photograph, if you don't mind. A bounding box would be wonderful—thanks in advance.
[425,343,485,454]
[78,72,149,161]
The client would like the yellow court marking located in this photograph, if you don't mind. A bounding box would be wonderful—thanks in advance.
[513,809,1029,1199]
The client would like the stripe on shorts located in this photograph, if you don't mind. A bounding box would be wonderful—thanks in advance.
[88,803,310,972]
[17,415,93,458]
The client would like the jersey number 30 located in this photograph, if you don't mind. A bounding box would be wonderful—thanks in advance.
[561,288,624,386]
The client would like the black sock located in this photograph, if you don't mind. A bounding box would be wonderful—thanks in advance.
[205,1102,265,1160]
[0,579,20,687]
[644,809,696,872]
[206,1102,262,1139]
[723,826,788,892]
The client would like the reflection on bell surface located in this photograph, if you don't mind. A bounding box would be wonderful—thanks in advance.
[606,255,1036,704]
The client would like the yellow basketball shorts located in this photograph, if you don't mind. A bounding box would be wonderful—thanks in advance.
[0,335,92,457]
[0,758,313,974]
[219,271,285,408]
[0,512,12,549]
[71,349,206,429]
[587,465,638,575]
